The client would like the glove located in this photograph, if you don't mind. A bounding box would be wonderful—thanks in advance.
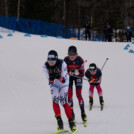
[59,77,65,83]
[49,80,54,85]
[69,70,74,75]
[91,78,96,83]
[89,78,97,83]
[74,69,80,76]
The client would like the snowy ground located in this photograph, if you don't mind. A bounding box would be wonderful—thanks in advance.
[0,31,134,134]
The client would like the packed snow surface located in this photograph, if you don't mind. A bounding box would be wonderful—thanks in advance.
[0,31,134,134]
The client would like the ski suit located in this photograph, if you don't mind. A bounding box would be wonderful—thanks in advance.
[64,56,85,113]
[43,59,72,119]
[85,68,103,97]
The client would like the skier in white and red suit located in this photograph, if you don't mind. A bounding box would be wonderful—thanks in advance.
[43,50,77,132]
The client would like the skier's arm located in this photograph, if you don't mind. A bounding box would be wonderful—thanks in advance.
[97,76,102,83]
[85,70,92,82]
[78,58,85,77]
[43,64,55,84]
[94,70,102,83]
[79,63,85,77]
[97,70,102,83]
[61,61,69,82]
[85,70,89,79]
[43,64,49,80]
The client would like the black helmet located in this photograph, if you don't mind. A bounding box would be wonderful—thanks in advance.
[89,63,96,70]
[47,50,58,61]
[68,46,77,55]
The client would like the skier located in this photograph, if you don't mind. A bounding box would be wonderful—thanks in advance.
[85,63,104,110]
[64,46,87,125]
[43,50,77,133]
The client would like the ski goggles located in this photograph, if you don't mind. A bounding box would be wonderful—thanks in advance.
[89,66,96,71]
[48,59,56,64]
[89,69,96,72]
[89,68,96,71]
[68,53,77,56]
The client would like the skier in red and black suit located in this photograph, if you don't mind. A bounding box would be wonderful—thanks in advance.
[85,63,104,109]
[64,46,87,123]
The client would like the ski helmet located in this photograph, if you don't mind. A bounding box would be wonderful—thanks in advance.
[68,46,77,55]
[47,50,58,61]
[89,63,96,70]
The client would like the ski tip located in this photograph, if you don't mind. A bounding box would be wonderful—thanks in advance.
[52,129,69,134]
[72,129,78,134]
[84,121,87,127]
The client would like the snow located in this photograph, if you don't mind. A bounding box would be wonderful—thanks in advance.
[0,30,134,134]
[0,27,13,33]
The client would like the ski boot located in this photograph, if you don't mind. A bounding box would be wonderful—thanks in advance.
[56,116,63,130]
[89,96,93,111]
[81,112,87,127]
[68,118,77,133]
[99,96,104,111]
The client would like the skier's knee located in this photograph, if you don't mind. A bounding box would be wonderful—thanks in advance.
[60,97,67,107]
[53,97,59,104]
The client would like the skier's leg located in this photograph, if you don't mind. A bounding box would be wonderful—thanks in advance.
[96,84,103,96]
[50,86,60,116]
[75,78,84,111]
[96,84,104,105]
[60,85,77,132]
[76,88,85,111]
[75,78,87,121]
[60,85,72,119]
[53,102,61,117]
[68,88,73,108]
[89,85,95,105]
[50,86,63,130]
[68,77,75,120]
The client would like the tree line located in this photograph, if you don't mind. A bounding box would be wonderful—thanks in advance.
[0,0,134,35]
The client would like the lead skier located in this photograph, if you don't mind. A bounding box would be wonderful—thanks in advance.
[43,50,77,132]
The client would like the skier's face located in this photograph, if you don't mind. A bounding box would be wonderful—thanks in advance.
[48,60,56,66]
[69,54,78,61]
[90,70,96,75]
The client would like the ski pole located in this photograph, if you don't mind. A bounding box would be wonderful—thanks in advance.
[69,58,109,80]
[69,74,89,81]
[101,58,109,71]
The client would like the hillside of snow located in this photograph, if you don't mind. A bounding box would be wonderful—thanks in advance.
[0,31,134,134]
